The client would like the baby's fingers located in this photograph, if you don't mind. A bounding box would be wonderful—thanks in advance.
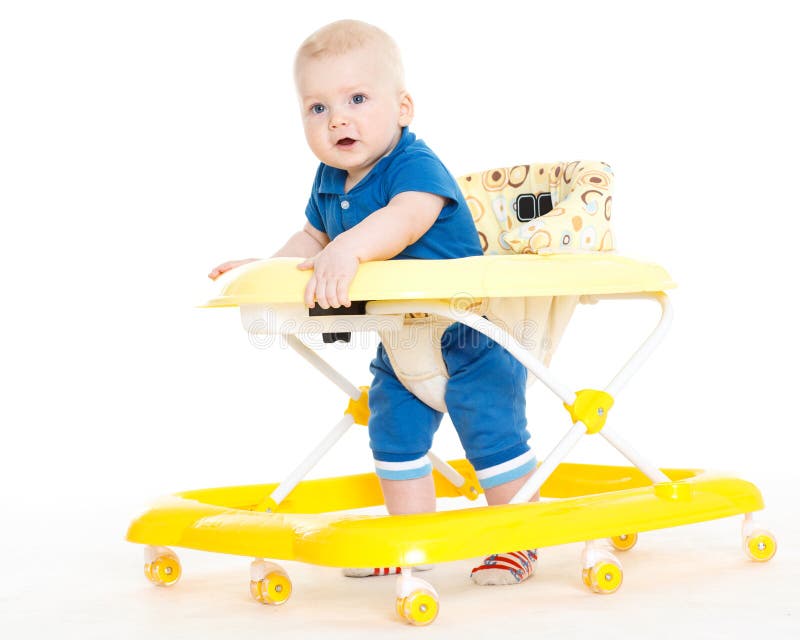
[336,278,351,308]
[208,258,257,280]
[304,275,318,308]
[323,278,341,309]
[208,262,232,280]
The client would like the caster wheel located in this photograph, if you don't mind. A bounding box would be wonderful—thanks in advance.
[588,560,622,594]
[610,533,638,551]
[144,547,181,587]
[250,559,292,605]
[744,530,777,562]
[396,589,439,626]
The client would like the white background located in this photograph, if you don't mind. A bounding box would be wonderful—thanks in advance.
[1,1,798,638]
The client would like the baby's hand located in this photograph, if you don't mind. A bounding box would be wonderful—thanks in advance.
[297,244,358,309]
[208,258,258,280]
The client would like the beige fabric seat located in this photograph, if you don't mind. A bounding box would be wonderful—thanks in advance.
[378,161,615,411]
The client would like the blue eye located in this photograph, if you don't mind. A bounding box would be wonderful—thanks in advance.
[311,104,326,114]
[351,94,366,104]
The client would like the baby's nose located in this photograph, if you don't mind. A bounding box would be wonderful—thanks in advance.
[328,110,348,129]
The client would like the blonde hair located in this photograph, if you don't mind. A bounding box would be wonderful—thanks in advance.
[294,20,406,90]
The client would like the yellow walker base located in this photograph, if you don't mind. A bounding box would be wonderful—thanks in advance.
[127,460,775,622]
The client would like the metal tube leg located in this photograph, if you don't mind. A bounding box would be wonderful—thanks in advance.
[286,335,361,400]
[426,451,480,500]
[604,292,673,397]
[256,336,365,511]
[600,426,670,484]
[509,423,588,504]
[257,414,356,511]
[426,451,465,487]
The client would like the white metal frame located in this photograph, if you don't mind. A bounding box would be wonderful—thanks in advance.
[260,292,673,510]
[264,336,472,509]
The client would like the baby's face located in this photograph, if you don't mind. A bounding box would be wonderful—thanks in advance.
[296,47,412,185]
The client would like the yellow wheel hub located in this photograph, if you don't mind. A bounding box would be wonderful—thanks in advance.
[251,571,292,605]
[745,532,777,562]
[590,561,622,594]
[610,533,638,551]
[145,555,181,587]
[399,589,439,626]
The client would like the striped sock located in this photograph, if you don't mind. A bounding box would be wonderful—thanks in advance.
[470,550,537,585]
[342,565,433,578]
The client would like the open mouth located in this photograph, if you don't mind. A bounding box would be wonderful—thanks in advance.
[336,137,356,147]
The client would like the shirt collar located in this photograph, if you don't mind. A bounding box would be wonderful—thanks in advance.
[317,127,415,195]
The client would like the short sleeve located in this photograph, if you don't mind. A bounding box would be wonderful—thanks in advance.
[304,168,327,233]
[383,149,462,211]
[305,194,325,233]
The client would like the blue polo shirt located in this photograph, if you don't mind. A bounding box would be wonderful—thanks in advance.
[304,127,483,260]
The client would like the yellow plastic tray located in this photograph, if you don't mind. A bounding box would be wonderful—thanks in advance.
[204,254,676,307]
[126,461,763,568]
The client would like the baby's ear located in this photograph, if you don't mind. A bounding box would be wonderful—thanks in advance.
[398,92,414,126]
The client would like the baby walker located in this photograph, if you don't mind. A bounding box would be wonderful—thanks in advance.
[127,162,776,626]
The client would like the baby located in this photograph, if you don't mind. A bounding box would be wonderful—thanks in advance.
[209,19,537,586]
